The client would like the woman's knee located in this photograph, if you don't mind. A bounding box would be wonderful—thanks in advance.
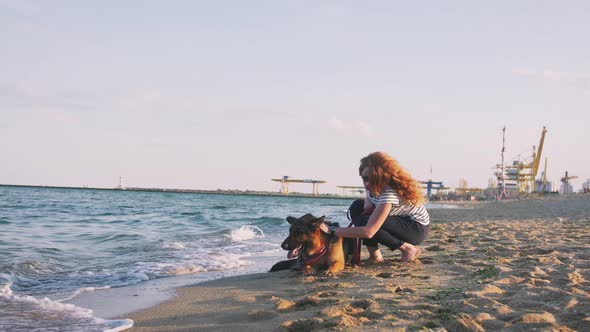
[406,225,429,245]
[348,199,365,220]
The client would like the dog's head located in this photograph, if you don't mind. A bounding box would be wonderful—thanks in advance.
[281,213,325,259]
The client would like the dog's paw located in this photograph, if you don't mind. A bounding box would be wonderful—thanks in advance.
[324,270,340,277]
[302,266,314,276]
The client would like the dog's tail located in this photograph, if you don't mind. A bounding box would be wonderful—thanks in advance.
[269,259,298,272]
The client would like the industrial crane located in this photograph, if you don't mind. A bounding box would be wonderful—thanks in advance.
[535,157,549,192]
[503,126,547,193]
[560,171,578,195]
[336,185,365,196]
[419,180,449,198]
[271,176,327,195]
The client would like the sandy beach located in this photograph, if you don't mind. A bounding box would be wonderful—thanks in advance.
[125,196,590,331]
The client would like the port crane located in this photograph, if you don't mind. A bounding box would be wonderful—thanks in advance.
[454,187,484,195]
[560,171,578,195]
[336,185,365,196]
[535,157,549,192]
[419,166,449,199]
[419,180,449,198]
[271,176,327,195]
[499,126,547,193]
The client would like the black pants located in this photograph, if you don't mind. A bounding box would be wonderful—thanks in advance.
[349,199,429,250]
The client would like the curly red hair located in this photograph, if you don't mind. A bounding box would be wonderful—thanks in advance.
[359,152,424,204]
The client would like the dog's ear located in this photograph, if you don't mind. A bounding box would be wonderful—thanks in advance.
[300,213,316,223]
[286,216,297,224]
[311,215,326,227]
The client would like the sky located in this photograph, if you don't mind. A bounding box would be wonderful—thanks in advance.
[1,1,589,194]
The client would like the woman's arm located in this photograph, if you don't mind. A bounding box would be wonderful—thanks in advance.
[334,202,391,239]
[364,192,374,209]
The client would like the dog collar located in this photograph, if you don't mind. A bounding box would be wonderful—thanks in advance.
[298,243,328,267]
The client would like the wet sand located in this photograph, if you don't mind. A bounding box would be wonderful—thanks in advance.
[125,196,590,331]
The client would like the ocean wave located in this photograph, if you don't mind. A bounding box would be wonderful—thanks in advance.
[38,247,63,254]
[1,186,355,330]
[0,282,133,332]
[12,260,53,276]
[227,225,265,242]
[222,216,285,226]
[161,241,186,250]
[165,265,207,276]
[56,286,112,303]
[92,233,145,244]
[179,211,202,216]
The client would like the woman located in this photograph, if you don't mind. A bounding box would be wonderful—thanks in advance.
[326,151,429,263]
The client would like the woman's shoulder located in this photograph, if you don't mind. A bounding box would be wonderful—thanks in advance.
[376,186,399,204]
[380,186,398,196]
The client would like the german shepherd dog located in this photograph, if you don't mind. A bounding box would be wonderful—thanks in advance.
[270,214,352,276]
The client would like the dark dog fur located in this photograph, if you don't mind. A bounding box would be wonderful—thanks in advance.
[270,213,352,275]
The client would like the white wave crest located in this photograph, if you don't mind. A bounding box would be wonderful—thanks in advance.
[97,318,134,332]
[57,286,112,303]
[0,282,93,318]
[167,265,207,276]
[0,282,134,331]
[0,282,13,298]
[162,241,186,250]
[228,225,264,242]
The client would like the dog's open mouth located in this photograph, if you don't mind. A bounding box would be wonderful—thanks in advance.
[287,245,302,259]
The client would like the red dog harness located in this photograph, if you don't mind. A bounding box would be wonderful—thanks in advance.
[297,242,328,267]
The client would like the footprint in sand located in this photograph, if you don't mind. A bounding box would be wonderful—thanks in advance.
[295,294,340,308]
[316,290,342,298]
[566,270,584,285]
[538,256,563,265]
[495,276,525,285]
[247,309,279,321]
[376,272,395,278]
[419,257,435,264]
[529,266,548,278]
[273,297,296,311]
[350,299,384,319]
[388,285,417,294]
[512,311,556,324]
[318,302,381,328]
[281,318,327,331]
[527,277,551,286]
[410,275,431,280]
[425,245,447,252]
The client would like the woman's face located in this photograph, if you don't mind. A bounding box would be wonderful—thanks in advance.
[360,167,372,191]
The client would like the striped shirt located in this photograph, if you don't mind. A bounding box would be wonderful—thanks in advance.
[367,187,430,225]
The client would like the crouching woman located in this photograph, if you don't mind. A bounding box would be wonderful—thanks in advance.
[327,151,429,263]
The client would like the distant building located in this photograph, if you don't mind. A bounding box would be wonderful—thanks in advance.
[560,182,574,195]
[582,179,590,193]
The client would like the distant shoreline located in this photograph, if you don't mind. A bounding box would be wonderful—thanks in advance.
[0,183,359,200]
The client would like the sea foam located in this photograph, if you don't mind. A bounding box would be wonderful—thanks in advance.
[0,282,133,331]
[228,225,265,241]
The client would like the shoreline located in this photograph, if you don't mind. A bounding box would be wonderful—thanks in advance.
[122,196,590,331]
[0,183,362,200]
[4,183,586,203]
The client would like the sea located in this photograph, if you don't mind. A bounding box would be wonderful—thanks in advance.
[0,186,453,331]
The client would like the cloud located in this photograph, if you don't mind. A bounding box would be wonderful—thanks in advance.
[513,68,590,90]
[358,121,375,137]
[0,0,40,13]
[0,82,100,112]
[328,117,375,138]
[329,117,348,130]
